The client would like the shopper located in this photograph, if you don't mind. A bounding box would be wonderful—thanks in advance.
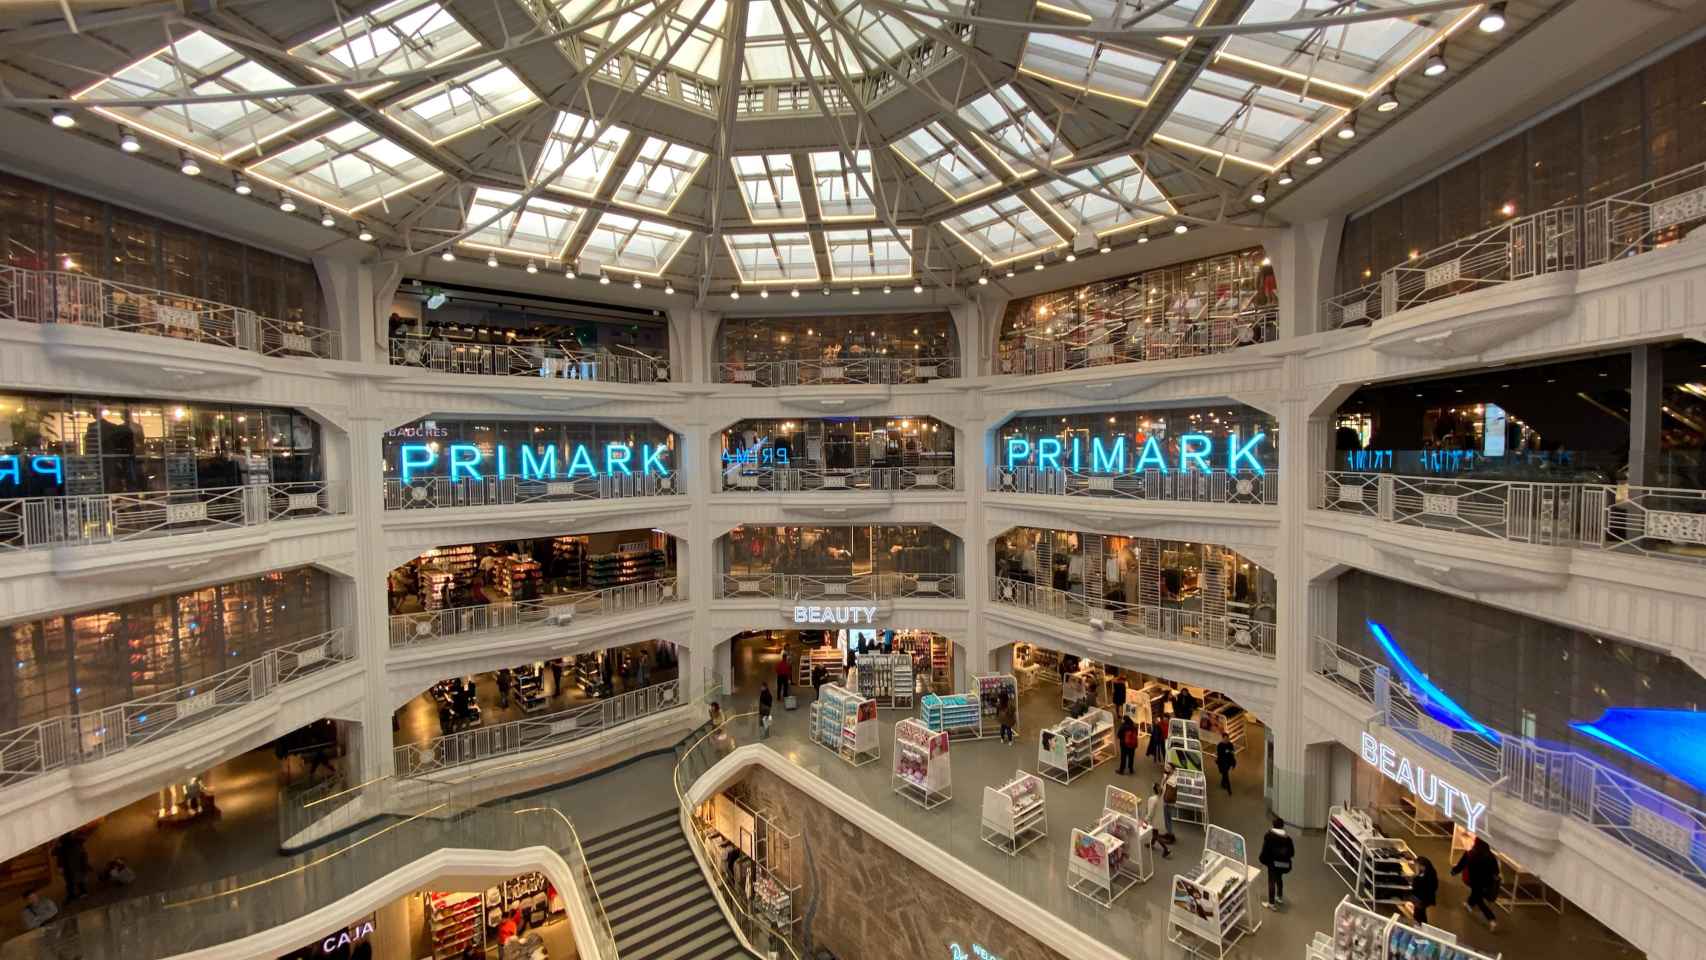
[757,682,773,739]
[52,833,89,903]
[1451,836,1501,930]
[1160,766,1178,838]
[1145,783,1171,858]
[997,692,1017,745]
[1117,717,1140,774]
[1215,738,1236,794]
[1259,818,1295,908]
[1174,686,1198,723]
[1109,672,1127,713]
[636,650,650,688]
[1147,719,1167,765]
[550,659,564,697]
[20,892,57,930]
[1411,855,1439,925]
[776,652,791,700]
[496,668,512,709]
[812,664,828,698]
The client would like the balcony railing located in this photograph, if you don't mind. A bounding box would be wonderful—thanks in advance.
[0,629,349,790]
[719,465,956,493]
[991,576,1275,658]
[385,472,679,509]
[394,679,682,777]
[390,336,668,384]
[996,305,1277,377]
[990,465,1277,505]
[1319,471,1706,564]
[0,480,339,553]
[1585,159,1706,266]
[717,571,960,600]
[1321,281,1383,330]
[715,356,959,387]
[0,265,338,359]
[1313,637,1706,889]
[389,577,683,649]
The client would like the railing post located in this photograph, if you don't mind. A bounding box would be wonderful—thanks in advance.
[1376,474,1395,522]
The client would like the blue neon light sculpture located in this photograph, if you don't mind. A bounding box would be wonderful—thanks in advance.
[1572,709,1706,795]
[1366,621,1498,740]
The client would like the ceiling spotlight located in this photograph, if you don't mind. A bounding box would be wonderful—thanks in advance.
[1277,166,1295,186]
[485,253,498,268]
[913,281,924,294]
[320,209,336,227]
[1377,86,1399,113]
[1005,266,1016,277]
[822,285,831,296]
[632,278,642,289]
[278,195,296,212]
[730,289,741,300]
[233,175,252,196]
[599,270,611,285]
[664,281,675,294]
[1033,261,1044,271]
[1424,50,1448,78]
[1478,2,1506,33]
[1249,182,1267,205]
[1065,251,1077,262]
[525,260,538,274]
[179,153,201,177]
[357,224,374,242]
[1137,230,1150,244]
[850,287,861,296]
[883,284,892,294]
[977,273,989,286]
[790,287,800,298]
[1173,222,1188,235]
[1098,238,1112,254]
[50,107,75,129]
[119,129,140,153]
[1305,142,1325,166]
[441,249,455,262]
[1336,113,1357,140]
[760,288,771,298]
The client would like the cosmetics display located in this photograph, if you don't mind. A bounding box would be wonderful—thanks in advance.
[1166,825,1260,959]
[1314,896,1502,960]
[1326,805,1418,907]
[808,683,879,765]
[892,717,952,809]
[981,770,1047,855]
[1038,706,1114,784]
[921,692,985,739]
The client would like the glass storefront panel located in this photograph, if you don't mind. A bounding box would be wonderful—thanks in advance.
[718,525,959,579]
[718,416,955,490]
[713,312,959,384]
[388,530,675,613]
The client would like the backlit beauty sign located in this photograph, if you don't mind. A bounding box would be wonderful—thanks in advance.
[0,455,63,489]
[793,605,880,625]
[397,442,669,482]
[1004,432,1266,475]
[1360,732,1487,832]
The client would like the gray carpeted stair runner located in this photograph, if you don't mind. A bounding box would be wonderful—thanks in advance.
[582,809,751,960]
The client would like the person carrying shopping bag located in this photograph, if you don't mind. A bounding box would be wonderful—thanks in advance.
[1259,818,1295,909]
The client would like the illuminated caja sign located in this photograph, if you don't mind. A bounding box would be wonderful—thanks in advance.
[1003,432,1266,475]
[397,442,669,483]
[0,455,64,489]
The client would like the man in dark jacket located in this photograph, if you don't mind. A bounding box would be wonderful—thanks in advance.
[1411,855,1439,924]
[1109,673,1127,714]
[1214,738,1236,794]
[1173,687,1198,723]
[1451,837,1500,930]
[757,682,774,739]
[1258,818,1295,908]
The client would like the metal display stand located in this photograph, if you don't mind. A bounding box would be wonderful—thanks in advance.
[1312,896,1502,960]
[921,692,986,740]
[1167,718,1209,826]
[1166,825,1261,959]
[892,718,952,809]
[1068,795,1154,907]
[808,683,879,766]
[980,771,1047,855]
[1325,805,1417,907]
[1038,707,1114,784]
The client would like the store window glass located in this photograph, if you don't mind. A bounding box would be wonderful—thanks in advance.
[0,172,47,269]
[105,209,158,289]
[1658,340,1706,489]
[203,235,247,308]
[247,249,282,320]
[158,219,204,299]
[718,417,955,490]
[51,190,103,275]
[997,405,1278,475]
[388,530,675,613]
[0,566,332,727]
[714,312,958,375]
[718,525,958,579]
[390,281,671,365]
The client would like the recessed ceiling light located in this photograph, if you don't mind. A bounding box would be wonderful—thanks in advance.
[50,107,75,129]
[233,175,251,196]
[1478,2,1506,33]
[1173,223,1188,235]
[179,153,201,177]
[357,224,374,242]
[485,253,498,268]
[441,249,455,262]
[119,130,140,153]
[1337,114,1357,140]
[320,209,336,227]
[525,260,538,274]
[278,195,296,212]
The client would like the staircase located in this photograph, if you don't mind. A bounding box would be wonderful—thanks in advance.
[582,809,750,960]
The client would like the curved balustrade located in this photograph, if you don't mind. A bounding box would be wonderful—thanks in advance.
[990,576,1276,659]
[1313,637,1706,889]
[389,336,668,384]
[385,473,679,510]
[716,571,960,600]
[388,578,683,649]
[0,629,349,791]
[0,265,337,359]
[715,356,959,387]
[996,305,1277,376]
[0,481,340,553]
[719,465,956,493]
[1319,471,1706,564]
[989,465,1277,505]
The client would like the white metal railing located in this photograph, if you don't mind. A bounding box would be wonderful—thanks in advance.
[0,481,339,553]
[393,680,682,777]
[389,337,669,384]
[0,265,337,359]
[1319,471,1706,564]
[995,304,1277,376]
[1584,158,1706,266]
[990,465,1277,505]
[389,578,682,649]
[714,355,959,387]
[1382,207,1581,316]
[719,465,956,493]
[1312,637,1706,888]
[0,629,349,789]
[1321,281,1383,330]
[717,571,960,600]
[991,576,1275,658]
[385,472,679,509]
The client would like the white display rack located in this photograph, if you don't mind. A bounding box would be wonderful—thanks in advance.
[892,718,952,809]
[796,646,846,687]
[1062,665,1100,712]
[1068,808,1153,907]
[1379,793,1454,839]
[1166,826,1261,960]
[1314,896,1502,960]
[856,652,915,708]
[921,692,985,740]
[1167,728,1208,826]
[974,673,1018,734]
[1203,700,1248,755]
[1325,805,1417,907]
[1015,643,1062,683]
[1038,707,1115,784]
[809,683,880,766]
[981,771,1047,855]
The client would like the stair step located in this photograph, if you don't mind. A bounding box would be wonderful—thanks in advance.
[591,846,694,900]
[605,870,709,928]
[620,902,729,960]
[582,808,677,855]
[588,830,689,873]
[579,808,746,960]
[636,923,749,960]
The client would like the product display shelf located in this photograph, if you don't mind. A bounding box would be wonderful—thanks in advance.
[586,548,664,589]
[1062,665,1102,712]
[1037,707,1114,785]
[981,771,1047,855]
[892,717,952,809]
[1167,730,1209,826]
[1068,809,1153,907]
[514,669,548,714]
[921,692,985,740]
[1315,895,1502,960]
[1016,643,1062,683]
[1326,805,1417,907]
[856,653,915,708]
[1206,702,1248,755]
[974,673,1019,734]
[797,646,846,687]
[1379,794,1454,839]
[573,653,604,696]
[427,890,484,960]
[811,683,878,766]
[1166,848,1260,959]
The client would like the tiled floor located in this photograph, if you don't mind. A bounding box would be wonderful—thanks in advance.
[709,635,1642,960]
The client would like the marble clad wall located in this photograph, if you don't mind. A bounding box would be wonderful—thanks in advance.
[737,766,1066,960]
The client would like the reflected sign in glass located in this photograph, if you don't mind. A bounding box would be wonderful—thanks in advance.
[397,442,669,482]
[0,454,64,490]
[1003,432,1266,474]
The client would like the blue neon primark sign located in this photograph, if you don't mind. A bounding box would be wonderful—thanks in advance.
[0,455,63,490]
[1003,432,1266,475]
[397,442,669,483]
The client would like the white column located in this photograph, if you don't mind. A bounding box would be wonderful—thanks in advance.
[345,402,396,781]
[1630,344,1663,486]
[312,255,394,365]
[1270,357,1316,825]
[682,412,718,699]
[1263,216,1343,338]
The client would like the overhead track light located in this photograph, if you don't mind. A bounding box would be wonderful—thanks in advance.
[1478,2,1506,33]
[599,270,611,285]
[233,175,251,196]
[913,281,924,294]
[850,287,861,296]
[1098,238,1112,254]
[51,107,75,129]
[278,195,296,212]
[179,153,201,177]
[882,284,892,294]
[664,281,675,294]
[1173,222,1188,235]
[1337,113,1357,140]
[977,273,989,286]
[119,129,140,153]
[1305,142,1325,166]
[822,286,831,296]
[1377,86,1399,113]
[1005,266,1016,277]
[357,224,374,242]
[320,209,336,227]
[486,253,498,268]
[525,261,538,274]
[789,287,800,298]
[760,288,770,298]
[1137,230,1150,244]
[1033,260,1044,271]
[633,278,642,289]
[730,289,741,300]
[1424,49,1448,77]
[1276,166,1295,186]
[441,249,455,262]
[1249,182,1267,204]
